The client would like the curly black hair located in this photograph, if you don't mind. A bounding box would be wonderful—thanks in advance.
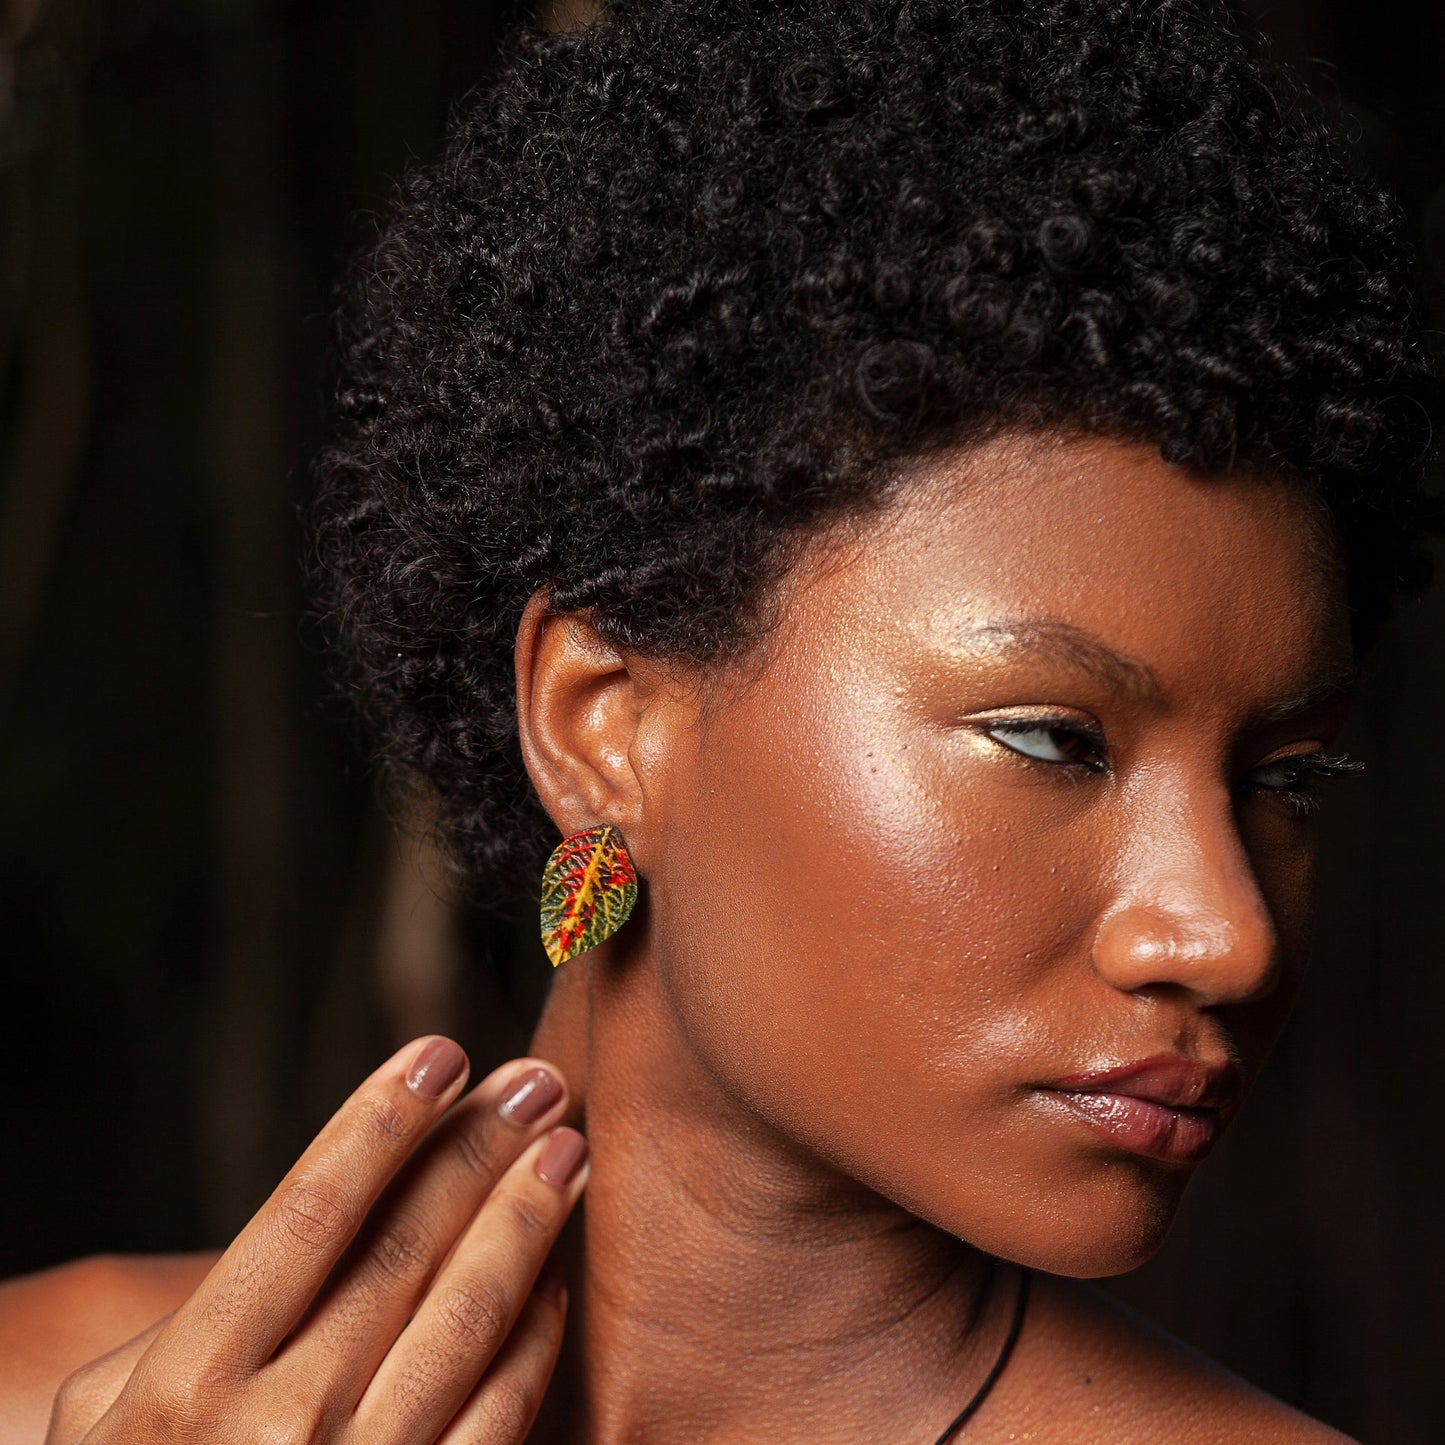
[311,0,1442,889]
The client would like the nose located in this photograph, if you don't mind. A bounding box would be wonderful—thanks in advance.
[1091,793,1281,1007]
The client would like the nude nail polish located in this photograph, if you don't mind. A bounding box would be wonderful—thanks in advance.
[406,1037,467,1098]
[499,1066,563,1126]
[536,1128,588,1186]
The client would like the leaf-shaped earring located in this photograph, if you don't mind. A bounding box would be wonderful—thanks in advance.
[539,824,639,967]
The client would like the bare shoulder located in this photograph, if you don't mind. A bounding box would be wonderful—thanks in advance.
[0,1251,218,1443]
[984,1272,1357,1445]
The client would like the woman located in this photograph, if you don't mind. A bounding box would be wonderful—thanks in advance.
[2,1,1437,1440]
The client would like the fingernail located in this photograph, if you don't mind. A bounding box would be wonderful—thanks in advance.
[499,1066,564,1127]
[536,1127,588,1187]
[406,1037,467,1099]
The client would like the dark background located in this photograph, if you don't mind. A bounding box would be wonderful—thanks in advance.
[2,2,1442,1440]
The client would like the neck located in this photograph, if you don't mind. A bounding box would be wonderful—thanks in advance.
[530,943,1012,1445]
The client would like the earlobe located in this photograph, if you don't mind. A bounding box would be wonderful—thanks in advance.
[513,589,651,842]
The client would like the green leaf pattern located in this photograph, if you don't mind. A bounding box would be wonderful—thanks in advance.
[540,825,638,967]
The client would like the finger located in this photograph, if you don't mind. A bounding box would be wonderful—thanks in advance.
[158,1036,471,1375]
[433,1270,568,1445]
[46,1317,167,1444]
[282,1058,569,1387]
[352,1126,589,1441]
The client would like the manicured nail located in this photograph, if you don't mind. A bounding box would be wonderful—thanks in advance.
[406,1037,467,1099]
[536,1127,588,1187]
[499,1066,563,1127]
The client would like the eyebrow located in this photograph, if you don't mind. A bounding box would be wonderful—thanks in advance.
[949,617,1358,719]
[952,618,1163,704]
[1251,660,1358,721]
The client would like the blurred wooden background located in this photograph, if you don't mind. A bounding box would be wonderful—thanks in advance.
[2,2,1442,1440]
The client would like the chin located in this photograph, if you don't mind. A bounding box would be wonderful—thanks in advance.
[918,1152,1194,1280]
[1019,1201,1181,1280]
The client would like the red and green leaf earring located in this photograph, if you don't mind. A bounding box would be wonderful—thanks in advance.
[539,824,639,967]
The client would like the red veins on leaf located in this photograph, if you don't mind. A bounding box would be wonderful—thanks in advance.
[539,825,639,967]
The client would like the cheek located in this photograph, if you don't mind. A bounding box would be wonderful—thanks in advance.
[645,693,1161,1273]
[655,695,1078,1067]
[1241,808,1317,955]
[1229,805,1320,1051]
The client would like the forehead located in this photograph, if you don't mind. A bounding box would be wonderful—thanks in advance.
[772,433,1350,706]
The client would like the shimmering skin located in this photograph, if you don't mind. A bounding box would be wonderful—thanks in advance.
[520,432,1357,1442]
[0,434,1361,1445]
[617,434,1341,1260]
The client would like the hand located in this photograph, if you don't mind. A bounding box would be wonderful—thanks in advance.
[46,1039,587,1443]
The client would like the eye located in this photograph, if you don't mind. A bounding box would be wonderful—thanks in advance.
[1242,750,1365,816]
[983,719,1108,772]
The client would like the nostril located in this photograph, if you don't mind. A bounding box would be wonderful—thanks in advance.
[1092,904,1182,988]
[1093,899,1280,1006]
[1112,921,1179,972]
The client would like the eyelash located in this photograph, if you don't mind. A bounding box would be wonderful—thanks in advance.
[979,718,1365,816]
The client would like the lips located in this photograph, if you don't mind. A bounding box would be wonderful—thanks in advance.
[1040,1054,1243,1165]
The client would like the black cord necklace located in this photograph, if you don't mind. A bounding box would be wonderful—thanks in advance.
[929,1264,1032,1445]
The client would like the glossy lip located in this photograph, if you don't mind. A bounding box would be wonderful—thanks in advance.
[1039,1053,1244,1165]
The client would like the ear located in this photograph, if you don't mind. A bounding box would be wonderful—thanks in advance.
[514,590,673,864]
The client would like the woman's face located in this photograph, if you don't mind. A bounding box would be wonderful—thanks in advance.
[638,433,1354,1277]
